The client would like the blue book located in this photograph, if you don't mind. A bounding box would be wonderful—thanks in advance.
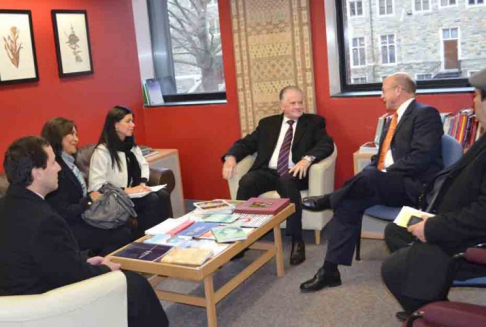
[177,222,219,237]
[114,243,171,261]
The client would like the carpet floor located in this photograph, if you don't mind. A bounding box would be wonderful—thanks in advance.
[155,228,486,327]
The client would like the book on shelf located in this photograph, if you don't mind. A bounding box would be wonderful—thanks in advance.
[143,234,191,247]
[114,242,171,261]
[193,199,235,214]
[234,197,290,215]
[144,217,194,235]
[393,206,435,228]
[160,247,213,266]
[177,221,219,237]
[359,141,379,154]
[144,78,164,105]
[139,145,158,158]
[211,226,248,243]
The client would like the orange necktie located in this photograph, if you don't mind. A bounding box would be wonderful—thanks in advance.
[377,112,398,171]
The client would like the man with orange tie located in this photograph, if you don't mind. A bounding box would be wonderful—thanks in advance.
[222,86,334,266]
[300,73,444,292]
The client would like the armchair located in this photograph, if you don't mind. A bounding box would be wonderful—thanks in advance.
[356,134,463,260]
[405,246,486,327]
[0,271,128,327]
[76,144,176,217]
[227,145,337,244]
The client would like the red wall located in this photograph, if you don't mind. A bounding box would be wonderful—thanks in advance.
[144,0,473,200]
[1,0,474,200]
[0,0,146,169]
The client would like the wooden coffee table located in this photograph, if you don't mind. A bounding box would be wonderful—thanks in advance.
[109,203,295,327]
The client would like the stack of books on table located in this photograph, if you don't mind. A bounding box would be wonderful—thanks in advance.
[114,198,290,266]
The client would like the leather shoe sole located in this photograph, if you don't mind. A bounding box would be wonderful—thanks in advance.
[290,241,305,266]
[395,311,409,323]
[300,269,342,292]
[301,195,331,212]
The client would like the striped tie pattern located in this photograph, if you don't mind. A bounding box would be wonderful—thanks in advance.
[277,120,295,176]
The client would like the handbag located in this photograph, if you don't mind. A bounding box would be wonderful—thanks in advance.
[82,183,137,229]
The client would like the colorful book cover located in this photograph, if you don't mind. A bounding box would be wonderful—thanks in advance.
[193,199,235,214]
[177,222,219,237]
[160,247,213,266]
[211,226,248,243]
[143,234,191,247]
[114,243,171,261]
[200,213,239,224]
[234,197,290,215]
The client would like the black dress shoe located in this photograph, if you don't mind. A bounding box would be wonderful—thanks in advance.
[395,311,409,323]
[300,268,341,292]
[290,241,306,265]
[302,195,331,212]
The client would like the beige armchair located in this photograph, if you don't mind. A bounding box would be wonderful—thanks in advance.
[0,271,128,327]
[228,145,337,244]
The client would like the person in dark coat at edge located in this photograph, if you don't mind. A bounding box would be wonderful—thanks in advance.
[382,68,486,322]
[0,136,169,327]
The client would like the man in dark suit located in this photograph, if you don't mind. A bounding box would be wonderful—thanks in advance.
[222,86,334,265]
[382,68,486,322]
[0,136,168,327]
[300,73,444,292]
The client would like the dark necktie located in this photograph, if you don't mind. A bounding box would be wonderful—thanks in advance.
[277,120,295,176]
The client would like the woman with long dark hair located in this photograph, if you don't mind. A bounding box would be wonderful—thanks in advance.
[89,106,169,238]
[42,117,132,256]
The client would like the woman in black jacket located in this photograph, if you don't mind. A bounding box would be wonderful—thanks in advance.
[42,117,132,256]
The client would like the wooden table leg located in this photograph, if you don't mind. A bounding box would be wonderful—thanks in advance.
[204,274,217,327]
[273,225,284,277]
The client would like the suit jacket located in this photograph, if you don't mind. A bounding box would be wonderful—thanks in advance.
[223,113,334,171]
[425,133,486,255]
[371,100,444,199]
[0,186,110,296]
[46,158,91,226]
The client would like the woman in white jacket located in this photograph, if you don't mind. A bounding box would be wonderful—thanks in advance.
[89,105,169,238]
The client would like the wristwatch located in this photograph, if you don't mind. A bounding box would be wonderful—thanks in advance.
[302,155,315,163]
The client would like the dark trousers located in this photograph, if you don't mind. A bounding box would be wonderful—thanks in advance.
[123,271,169,327]
[72,222,132,256]
[236,168,308,239]
[131,189,170,239]
[382,224,456,313]
[325,166,415,266]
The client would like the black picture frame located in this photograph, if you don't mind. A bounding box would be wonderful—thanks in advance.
[52,10,93,77]
[0,10,39,85]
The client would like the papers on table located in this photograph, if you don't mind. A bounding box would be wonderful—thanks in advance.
[128,184,167,199]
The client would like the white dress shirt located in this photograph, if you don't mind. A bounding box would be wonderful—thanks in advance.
[268,117,298,169]
[383,98,415,170]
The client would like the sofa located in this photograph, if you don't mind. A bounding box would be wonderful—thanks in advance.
[0,271,128,327]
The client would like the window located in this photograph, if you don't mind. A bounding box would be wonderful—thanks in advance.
[353,77,367,83]
[349,0,364,16]
[416,73,433,80]
[442,27,459,70]
[380,34,396,64]
[440,0,457,7]
[146,0,226,103]
[467,0,484,5]
[378,0,394,15]
[334,0,485,93]
[414,0,431,11]
[351,37,366,67]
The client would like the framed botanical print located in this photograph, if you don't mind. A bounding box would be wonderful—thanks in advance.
[52,10,93,77]
[0,10,39,84]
